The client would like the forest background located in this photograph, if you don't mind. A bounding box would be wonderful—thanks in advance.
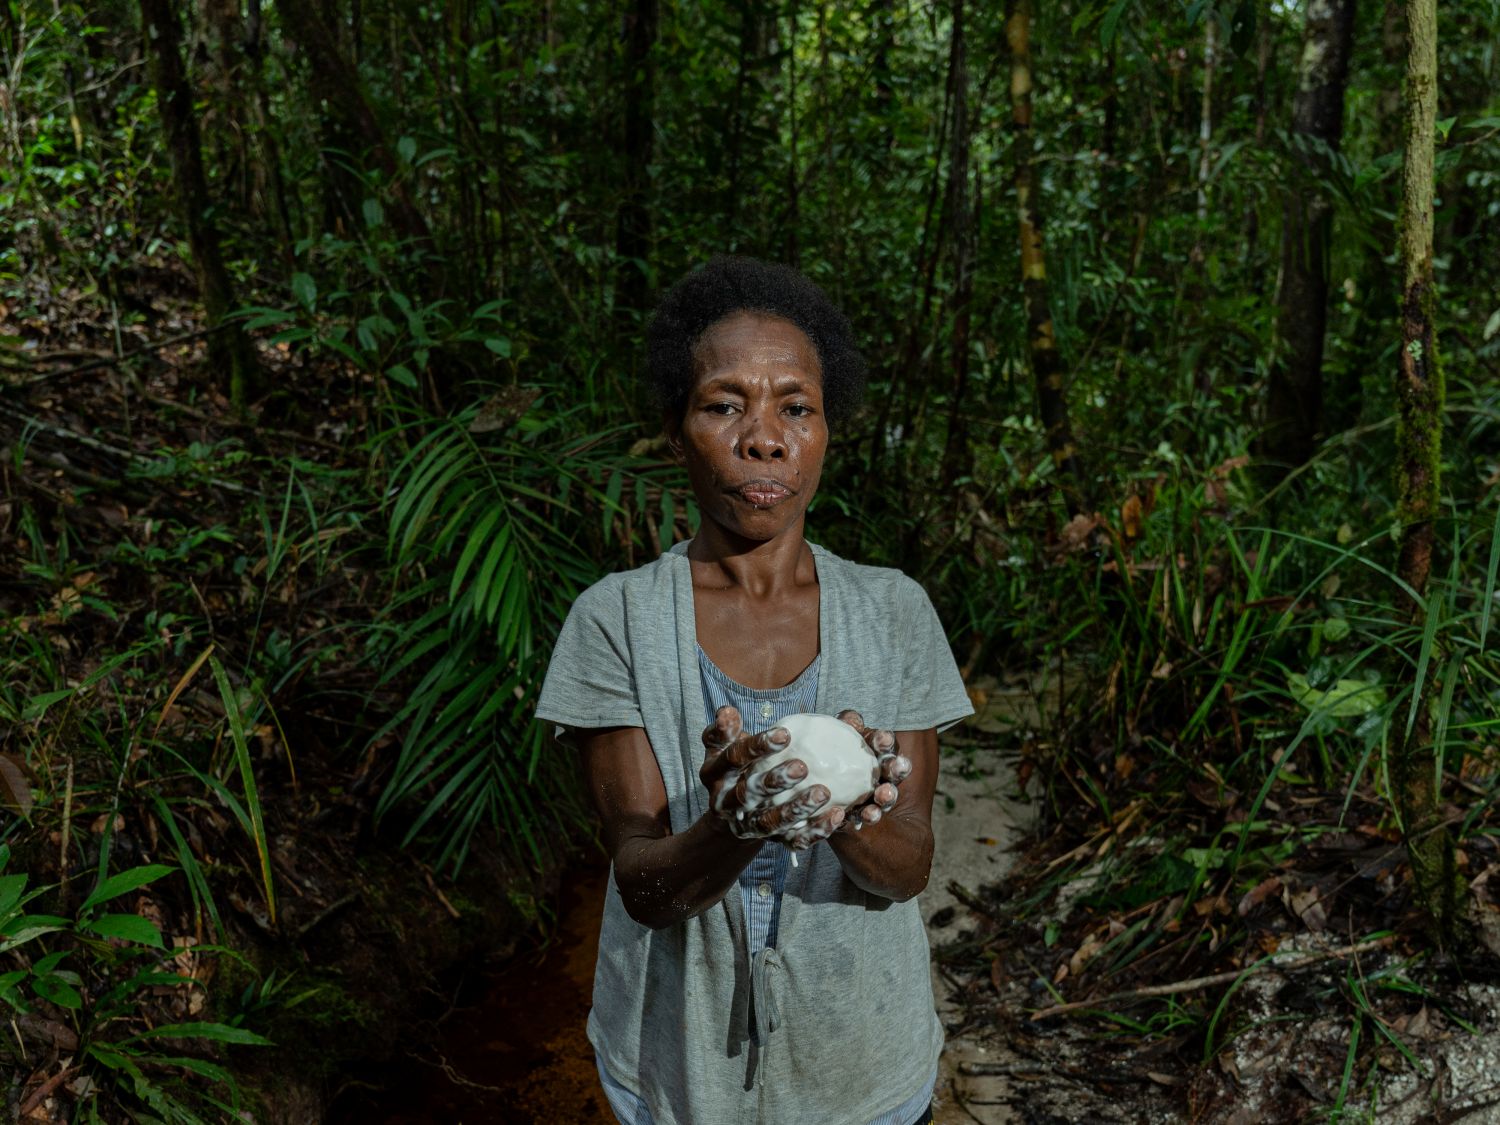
[2,0,1499,1120]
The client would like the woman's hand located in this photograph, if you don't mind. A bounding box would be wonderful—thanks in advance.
[699,705,836,839]
[832,709,913,831]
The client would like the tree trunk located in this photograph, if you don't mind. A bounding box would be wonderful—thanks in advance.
[241,0,296,256]
[1327,0,1407,434]
[1242,0,1273,284]
[615,0,657,323]
[938,0,973,494]
[870,55,952,483]
[1392,0,1463,948]
[140,0,263,408]
[871,0,895,151]
[276,0,433,254]
[1006,0,1083,498]
[1193,15,1216,265]
[783,0,801,267]
[1260,0,1354,475]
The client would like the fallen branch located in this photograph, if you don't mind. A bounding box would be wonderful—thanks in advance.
[295,891,360,939]
[0,401,254,495]
[1029,935,1393,1020]
[12,324,228,385]
[946,879,999,921]
[19,1065,80,1116]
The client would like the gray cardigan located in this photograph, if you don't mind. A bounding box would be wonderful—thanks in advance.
[536,541,973,1125]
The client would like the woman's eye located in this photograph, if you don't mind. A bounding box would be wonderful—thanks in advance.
[705,402,736,415]
[785,404,815,418]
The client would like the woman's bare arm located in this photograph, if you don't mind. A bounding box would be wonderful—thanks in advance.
[825,727,938,902]
[577,713,828,929]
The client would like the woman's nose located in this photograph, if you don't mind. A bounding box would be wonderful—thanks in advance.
[738,415,787,459]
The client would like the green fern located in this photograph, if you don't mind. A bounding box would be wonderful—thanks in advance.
[369,402,669,873]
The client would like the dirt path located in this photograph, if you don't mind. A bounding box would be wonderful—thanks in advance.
[926,720,1035,1124]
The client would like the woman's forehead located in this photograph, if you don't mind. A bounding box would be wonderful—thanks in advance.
[691,311,822,378]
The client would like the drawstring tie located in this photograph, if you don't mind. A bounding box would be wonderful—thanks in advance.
[748,946,782,1087]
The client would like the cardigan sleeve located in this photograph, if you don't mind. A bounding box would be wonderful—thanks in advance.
[895,576,974,733]
[535,576,645,735]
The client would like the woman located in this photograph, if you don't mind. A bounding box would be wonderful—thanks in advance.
[537,256,972,1125]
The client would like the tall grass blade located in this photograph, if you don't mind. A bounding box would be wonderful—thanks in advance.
[152,793,223,940]
[208,655,277,925]
[1479,499,1500,654]
[152,644,215,741]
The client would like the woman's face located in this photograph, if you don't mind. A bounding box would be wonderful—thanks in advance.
[668,311,828,545]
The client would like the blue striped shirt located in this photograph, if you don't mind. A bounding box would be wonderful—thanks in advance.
[698,644,819,962]
[594,645,937,1125]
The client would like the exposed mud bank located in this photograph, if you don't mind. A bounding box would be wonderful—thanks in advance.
[325,864,608,1124]
[224,834,560,1124]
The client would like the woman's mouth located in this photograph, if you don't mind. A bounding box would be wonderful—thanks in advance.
[736,480,792,507]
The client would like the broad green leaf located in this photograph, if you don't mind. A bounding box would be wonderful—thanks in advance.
[81,913,165,948]
[32,949,68,974]
[80,864,175,914]
[22,689,73,723]
[131,1022,273,1047]
[1286,673,1387,718]
[86,1042,146,1078]
[0,915,69,952]
[1100,0,1133,46]
[291,272,317,310]
[0,873,26,919]
[32,973,82,1009]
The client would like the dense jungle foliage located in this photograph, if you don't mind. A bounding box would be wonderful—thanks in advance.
[2,0,1499,1119]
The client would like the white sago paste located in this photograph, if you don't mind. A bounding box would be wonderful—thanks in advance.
[747,713,880,812]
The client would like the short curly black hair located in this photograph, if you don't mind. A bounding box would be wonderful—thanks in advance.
[645,255,867,427]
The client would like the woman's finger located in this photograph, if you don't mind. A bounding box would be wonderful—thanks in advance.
[835,709,866,734]
[747,782,829,835]
[783,804,845,848]
[878,753,911,786]
[701,704,743,756]
[872,781,900,810]
[733,755,808,809]
[722,725,790,772]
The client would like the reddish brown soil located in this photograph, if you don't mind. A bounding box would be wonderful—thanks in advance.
[332,867,610,1124]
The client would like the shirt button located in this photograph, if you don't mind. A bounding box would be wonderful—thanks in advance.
[758,701,774,720]
[757,883,772,898]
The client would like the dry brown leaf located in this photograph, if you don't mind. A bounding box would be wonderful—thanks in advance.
[1286,886,1328,932]
[1057,512,1103,553]
[0,753,34,815]
[1069,935,1106,977]
[469,386,540,434]
[1237,876,1283,917]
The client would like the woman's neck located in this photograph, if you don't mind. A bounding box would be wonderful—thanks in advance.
[686,519,816,598]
